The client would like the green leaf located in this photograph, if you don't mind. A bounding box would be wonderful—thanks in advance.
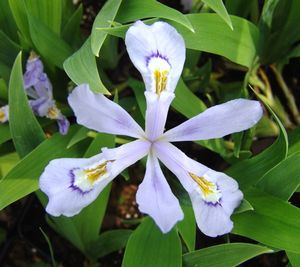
[116,0,194,32]
[287,251,300,267]
[0,124,11,145]
[62,4,83,45]
[64,37,109,94]
[8,0,32,45]
[27,15,73,68]
[177,204,196,252]
[88,229,133,259]
[122,217,182,267]
[128,78,146,118]
[202,0,233,30]
[0,0,18,41]
[0,31,21,67]
[91,0,123,56]
[25,0,62,35]
[67,127,89,148]
[0,126,84,210]
[102,14,258,68]
[257,154,300,201]
[233,189,300,253]
[8,52,45,158]
[233,199,253,214]
[0,152,19,178]
[226,96,288,189]
[183,243,272,267]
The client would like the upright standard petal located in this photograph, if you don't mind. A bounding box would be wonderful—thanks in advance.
[125,21,185,95]
[136,152,184,233]
[163,99,263,142]
[0,105,9,123]
[154,141,243,237]
[145,91,174,141]
[68,84,145,139]
[40,140,150,217]
[23,53,44,90]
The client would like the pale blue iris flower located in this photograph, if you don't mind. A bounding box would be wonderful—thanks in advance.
[0,54,70,135]
[24,54,70,135]
[40,21,263,237]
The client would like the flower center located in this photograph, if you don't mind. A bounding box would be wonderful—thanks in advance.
[189,172,222,204]
[47,105,60,119]
[148,56,170,95]
[0,110,6,122]
[70,160,111,193]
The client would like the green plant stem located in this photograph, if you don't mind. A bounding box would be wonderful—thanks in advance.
[271,64,300,124]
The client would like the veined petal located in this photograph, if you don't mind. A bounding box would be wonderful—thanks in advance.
[102,139,151,177]
[136,153,183,233]
[57,115,70,135]
[154,141,243,237]
[68,84,145,138]
[23,54,44,90]
[125,21,185,94]
[145,91,174,141]
[0,105,9,123]
[40,140,150,217]
[163,99,263,142]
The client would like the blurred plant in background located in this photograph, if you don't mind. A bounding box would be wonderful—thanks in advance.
[0,0,300,266]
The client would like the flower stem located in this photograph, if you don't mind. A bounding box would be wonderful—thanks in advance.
[270,64,300,124]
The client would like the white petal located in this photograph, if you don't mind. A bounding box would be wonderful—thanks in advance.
[163,99,263,142]
[136,153,183,233]
[125,21,185,93]
[68,84,145,138]
[145,91,174,141]
[0,105,9,123]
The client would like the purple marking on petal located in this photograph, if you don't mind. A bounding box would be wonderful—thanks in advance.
[57,116,70,135]
[69,168,93,195]
[146,50,171,67]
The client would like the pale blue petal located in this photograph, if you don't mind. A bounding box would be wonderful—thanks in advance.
[68,84,145,138]
[40,140,150,217]
[40,154,111,217]
[125,21,185,93]
[23,57,44,89]
[154,141,243,237]
[163,99,263,142]
[145,91,174,141]
[57,115,70,135]
[136,153,183,233]
[102,139,151,177]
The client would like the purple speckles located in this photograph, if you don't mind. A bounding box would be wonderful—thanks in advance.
[69,168,93,196]
[146,50,171,66]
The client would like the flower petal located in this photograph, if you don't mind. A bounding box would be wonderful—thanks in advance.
[0,105,9,123]
[40,140,150,217]
[163,99,263,142]
[136,153,183,233]
[154,141,209,192]
[102,139,151,177]
[154,141,243,237]
[23,56,44,90]
[145,91,174,141]
[57,115,70,135]
[68,84,145,138]
[40,154,111,217]
[125,21,185,94]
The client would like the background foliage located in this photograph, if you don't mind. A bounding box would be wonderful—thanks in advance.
[0,0,300,266]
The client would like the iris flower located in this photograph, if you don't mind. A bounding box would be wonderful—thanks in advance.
[40,21,263,237]
[23,53,70,135]
[0,54,70,135]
